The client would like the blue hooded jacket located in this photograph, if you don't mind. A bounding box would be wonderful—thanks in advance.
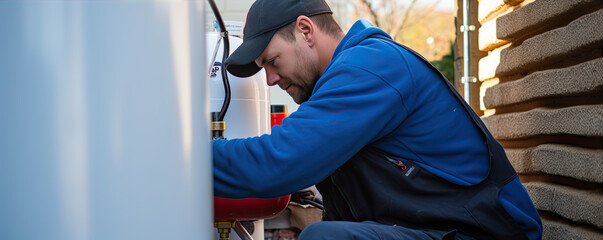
[213,20,542,239]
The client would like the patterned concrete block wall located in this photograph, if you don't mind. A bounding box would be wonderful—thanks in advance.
[456,0,603,239]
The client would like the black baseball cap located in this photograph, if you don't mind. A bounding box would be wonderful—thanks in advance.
[224,0,332,77]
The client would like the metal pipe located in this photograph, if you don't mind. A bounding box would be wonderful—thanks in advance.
[233,221,254,240]
[462,0,472,104]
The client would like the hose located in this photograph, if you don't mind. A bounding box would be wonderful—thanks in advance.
[208,0,231,122]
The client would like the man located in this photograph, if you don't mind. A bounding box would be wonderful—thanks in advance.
[213,0,543,239]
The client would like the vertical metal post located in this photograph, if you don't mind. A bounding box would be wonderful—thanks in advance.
[461,0,475,104]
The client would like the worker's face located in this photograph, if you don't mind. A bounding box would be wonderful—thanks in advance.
[255,34,320,104]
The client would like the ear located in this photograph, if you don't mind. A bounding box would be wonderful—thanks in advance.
[295,15,315,47]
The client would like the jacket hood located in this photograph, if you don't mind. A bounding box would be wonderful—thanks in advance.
[332,19,392,59]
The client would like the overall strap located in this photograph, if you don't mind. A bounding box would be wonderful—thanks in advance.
[373,37,517,187]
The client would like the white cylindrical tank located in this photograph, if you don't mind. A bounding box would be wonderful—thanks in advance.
[207,32,271,139]
[206,32,270,240]
[0,1,212,240]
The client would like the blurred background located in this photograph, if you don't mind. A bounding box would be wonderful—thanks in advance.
[210,0,456,113]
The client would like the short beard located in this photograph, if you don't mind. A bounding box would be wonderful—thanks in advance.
[291,46,321,104]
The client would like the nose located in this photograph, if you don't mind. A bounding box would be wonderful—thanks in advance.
[265,67,280,86]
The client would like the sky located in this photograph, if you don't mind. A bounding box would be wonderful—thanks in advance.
[430,0,455,11]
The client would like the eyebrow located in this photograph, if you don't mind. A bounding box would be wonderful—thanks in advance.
[257,57,267,67]
[257,52,277,68]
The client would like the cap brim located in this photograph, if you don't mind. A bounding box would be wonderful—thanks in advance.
[225,29,277,78]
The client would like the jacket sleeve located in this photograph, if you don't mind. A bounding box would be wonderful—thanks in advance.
[213,63,409,199]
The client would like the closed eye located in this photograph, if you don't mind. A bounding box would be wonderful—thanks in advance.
[267,58,277,67]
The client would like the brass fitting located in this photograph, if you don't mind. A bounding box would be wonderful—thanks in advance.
[214,221,235,240]
[211,121,226,131]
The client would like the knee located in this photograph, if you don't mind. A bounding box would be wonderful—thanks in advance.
[298,222,357,240]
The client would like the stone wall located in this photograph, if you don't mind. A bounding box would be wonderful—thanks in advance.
[456,0,603,239]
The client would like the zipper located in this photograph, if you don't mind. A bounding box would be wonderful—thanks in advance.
[384,155,408,171]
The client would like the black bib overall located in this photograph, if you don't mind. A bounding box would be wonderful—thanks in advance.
[316,40,529,240]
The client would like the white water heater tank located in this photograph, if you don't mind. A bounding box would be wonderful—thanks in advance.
[206,32,270,240]
[0,2,212,239]
[207,32,271,139]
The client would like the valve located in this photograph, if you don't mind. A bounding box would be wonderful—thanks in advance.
[214,221,235,240]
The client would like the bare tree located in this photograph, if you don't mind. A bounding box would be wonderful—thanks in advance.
[350,0,443,41]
